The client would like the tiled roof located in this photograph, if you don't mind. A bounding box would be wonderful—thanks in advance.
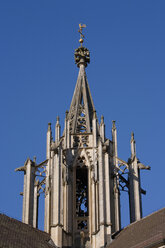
[108,208,165,248]
[0,214,56,248]
[1,208,165,248]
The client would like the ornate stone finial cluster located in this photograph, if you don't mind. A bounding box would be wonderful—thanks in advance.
[75,24,90,68]
[74,47,90,67]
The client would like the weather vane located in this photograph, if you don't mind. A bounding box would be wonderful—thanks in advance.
[78,23,86,46]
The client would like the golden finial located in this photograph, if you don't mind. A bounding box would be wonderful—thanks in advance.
[78,23,86,46]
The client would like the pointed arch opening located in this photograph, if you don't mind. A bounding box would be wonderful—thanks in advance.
[75,156,89,231]
[76,166,88,218]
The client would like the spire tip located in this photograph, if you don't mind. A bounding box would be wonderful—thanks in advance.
[78,23,86,47]
[48,122,51,131]
[101,115,104,124]
[131,132,135,143]
[75,24,90,68]
[112,120,116,129]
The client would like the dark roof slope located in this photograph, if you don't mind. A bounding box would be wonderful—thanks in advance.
[108,208,165,248]
[0,214,56,248]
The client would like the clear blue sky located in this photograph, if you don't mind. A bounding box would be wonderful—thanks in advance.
[0,0,165,229]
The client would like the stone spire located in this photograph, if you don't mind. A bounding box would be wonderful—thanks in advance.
[68,27,95,134]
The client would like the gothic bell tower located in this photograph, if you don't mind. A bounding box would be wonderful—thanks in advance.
[46,25,113,247]
[16,24,150,248]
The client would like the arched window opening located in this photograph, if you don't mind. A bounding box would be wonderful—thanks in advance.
[76,166,88,217]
